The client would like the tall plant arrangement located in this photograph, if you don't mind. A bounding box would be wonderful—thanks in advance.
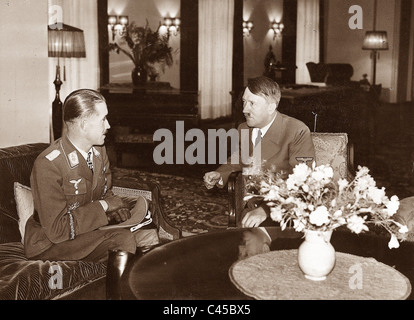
[109,20,173,83]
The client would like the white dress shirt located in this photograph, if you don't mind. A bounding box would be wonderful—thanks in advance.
[251,113,277,145]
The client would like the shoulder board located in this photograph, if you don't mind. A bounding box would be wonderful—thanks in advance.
[45,149,61,161]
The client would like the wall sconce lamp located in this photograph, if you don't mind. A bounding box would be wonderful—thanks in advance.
[162,17,181,38]
[242,20,254,37]
[271,21,284,39]
[108,15,129,41]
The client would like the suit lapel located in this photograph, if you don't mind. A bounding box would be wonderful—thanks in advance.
[260,112,285,161]
[248,127,254,156]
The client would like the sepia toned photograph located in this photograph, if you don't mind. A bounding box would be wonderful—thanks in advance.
[0,0,414,308]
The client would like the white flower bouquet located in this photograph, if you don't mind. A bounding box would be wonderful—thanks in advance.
[244,163,408,249]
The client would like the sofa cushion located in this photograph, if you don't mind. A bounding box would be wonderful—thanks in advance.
[0,242,107,300]
[0,143,49,244]
[14,182,33,244]
[0,144,48,220]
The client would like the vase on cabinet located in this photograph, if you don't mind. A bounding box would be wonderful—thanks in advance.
[131,65,147,86]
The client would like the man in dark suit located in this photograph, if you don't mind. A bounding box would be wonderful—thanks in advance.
[25,89,158,262]
[204,76,315,230]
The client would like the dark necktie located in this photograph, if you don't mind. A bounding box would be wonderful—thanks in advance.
[86,151,94,172]
[254,129,262,146]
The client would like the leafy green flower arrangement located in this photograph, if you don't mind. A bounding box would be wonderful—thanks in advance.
[109,20,173,79]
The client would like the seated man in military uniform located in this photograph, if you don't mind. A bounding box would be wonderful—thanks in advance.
[24,89,159,263]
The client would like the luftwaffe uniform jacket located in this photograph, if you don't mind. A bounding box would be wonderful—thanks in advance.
[24,135,114,259]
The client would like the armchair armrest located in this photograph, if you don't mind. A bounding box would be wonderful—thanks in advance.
[228,171,245,228]
[347,140,355,180]
[112,183,182,242]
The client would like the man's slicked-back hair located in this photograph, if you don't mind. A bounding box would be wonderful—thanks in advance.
[247,76,281,105]
[63,89,106,124]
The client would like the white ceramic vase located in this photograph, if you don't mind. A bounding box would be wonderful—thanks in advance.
[297,229,336,281]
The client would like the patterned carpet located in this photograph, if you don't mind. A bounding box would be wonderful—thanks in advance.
[366,102,414,201]
[112,167,229,236]
[111,150,412,238]
[369,144,414,200]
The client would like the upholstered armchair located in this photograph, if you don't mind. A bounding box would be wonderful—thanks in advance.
[306,62,354,86]
[227,132,354,228]
[112,184,182,242]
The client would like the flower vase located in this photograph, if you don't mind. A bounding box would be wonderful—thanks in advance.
[297,229,335,281]
[131,66,147,86]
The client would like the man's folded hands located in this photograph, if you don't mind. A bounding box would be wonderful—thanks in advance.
[104,196,131,225]
[106,207,131,225]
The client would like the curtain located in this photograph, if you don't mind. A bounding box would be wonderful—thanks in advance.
[199,0,234,119]
[48,0,100,104]
[295,0,319,84]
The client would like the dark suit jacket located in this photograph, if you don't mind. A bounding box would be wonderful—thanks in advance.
[216,112,315,229]
[217,111,315,184]
[24,135,113,259]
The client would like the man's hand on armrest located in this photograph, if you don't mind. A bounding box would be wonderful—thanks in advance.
[241,207,268,228]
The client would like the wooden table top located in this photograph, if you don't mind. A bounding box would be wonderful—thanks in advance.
[119,227,414,300]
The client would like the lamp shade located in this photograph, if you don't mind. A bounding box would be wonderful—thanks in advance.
[362,31,389,50]
[48,23,86,58]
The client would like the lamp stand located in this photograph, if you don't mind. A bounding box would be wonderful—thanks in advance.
[371,50,377,86]
[52,64,63,141]
[369,50,383,100]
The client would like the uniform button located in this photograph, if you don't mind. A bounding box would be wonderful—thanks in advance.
[254,204,258,208]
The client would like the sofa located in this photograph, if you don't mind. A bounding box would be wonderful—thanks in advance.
[0,143,108,299]
[0,143,181,300]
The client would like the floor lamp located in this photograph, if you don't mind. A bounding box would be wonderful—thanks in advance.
[48,23,86,141]
[362,0,389,87]
[362,30,389,86]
